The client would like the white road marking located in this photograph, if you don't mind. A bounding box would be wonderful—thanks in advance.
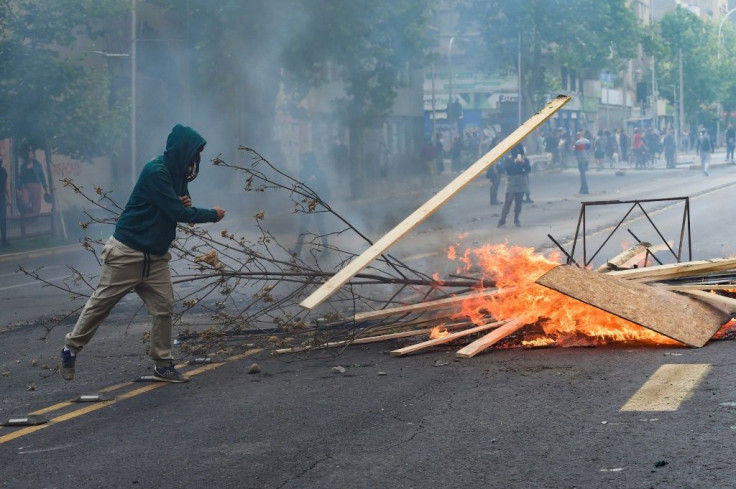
[0,265,63,279]
[0,274,71,291]
[620,364,711,412]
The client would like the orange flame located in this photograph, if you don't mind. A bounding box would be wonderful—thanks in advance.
[449,243,680,348]
[429,325,449,339]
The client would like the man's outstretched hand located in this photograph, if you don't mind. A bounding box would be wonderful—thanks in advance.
[214,206,226,222]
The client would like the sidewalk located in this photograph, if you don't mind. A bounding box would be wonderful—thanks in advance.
[0,234,80,262]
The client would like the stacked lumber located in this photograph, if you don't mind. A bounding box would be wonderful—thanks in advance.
[284,98,734,358]
[276,255,736,359]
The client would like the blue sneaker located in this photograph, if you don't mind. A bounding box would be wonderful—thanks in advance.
[153,363,190,383]
[60,348,76,381]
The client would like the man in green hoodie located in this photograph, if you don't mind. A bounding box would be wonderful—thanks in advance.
[60,124,226,382]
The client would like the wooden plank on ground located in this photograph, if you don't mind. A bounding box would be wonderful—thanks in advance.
[272,321,476,354]
[618,242,672,269]
[299,95,571,310]
[608,257,736,282]
[667,289,736,315]
[390,321,503,357]
[455,319,526,358]
[535,265,729,347]
[353,288,505,322]
[597,243,652,272]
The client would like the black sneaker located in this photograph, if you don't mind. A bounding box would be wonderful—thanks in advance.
[60,348,76,381]
[153,363,190,383]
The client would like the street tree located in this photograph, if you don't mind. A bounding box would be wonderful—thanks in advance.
[156,0,434,196]
[459,0,642,123]
[0,0,128,187]
[654,6,719,134]
[282,0,434,195]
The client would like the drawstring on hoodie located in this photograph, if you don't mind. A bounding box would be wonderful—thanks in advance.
[142,253,151,278]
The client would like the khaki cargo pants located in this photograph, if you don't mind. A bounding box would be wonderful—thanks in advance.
[65,236,175,366]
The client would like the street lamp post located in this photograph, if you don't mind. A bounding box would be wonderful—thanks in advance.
[448,36,455,136]
[90,0,136,187]
[130,0,137,187]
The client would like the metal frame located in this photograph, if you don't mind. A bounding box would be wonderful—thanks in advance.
[556,197,691,268]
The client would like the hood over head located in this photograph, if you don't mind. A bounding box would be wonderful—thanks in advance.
[164,124,206,182]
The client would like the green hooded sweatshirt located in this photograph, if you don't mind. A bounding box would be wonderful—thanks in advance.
[113,124,218,255]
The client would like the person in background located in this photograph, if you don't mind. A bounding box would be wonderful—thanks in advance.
[632,127,647,169]
[618,128,629,164]
[573,131,591,194]
[17,149,48,215]
[60,124,226,383]
[450,135,464,174]
[726,123,735,163]
[544,129,559,168]
[486,134,503,206]
[696,128,714,176]
[497,144,531,228]
[593,130,606,169]
[662,127,677,169]
[558,129,570,169]
[0,157,8,246]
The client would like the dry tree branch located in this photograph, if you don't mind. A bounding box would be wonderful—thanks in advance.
[29,150,484,355]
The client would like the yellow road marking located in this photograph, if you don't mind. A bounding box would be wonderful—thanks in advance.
[30,382,135,416]
[0,349,262,445]
[620,364,711,412]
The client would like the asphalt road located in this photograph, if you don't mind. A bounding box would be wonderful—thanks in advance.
[2,155,736,488]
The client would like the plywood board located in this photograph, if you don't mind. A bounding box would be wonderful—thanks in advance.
[299,95,571,310]
[535,265,729,347]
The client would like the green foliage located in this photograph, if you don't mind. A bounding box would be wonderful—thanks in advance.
[283,0,433,120]
[0,0,128,159]
[459,0,642,112]
[656,7,718,125]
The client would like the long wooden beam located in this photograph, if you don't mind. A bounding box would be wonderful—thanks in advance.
[353,288,506,322]
[389,321,504,357]
[597,243,652,272]
[455,319,526,358]
[608,257,736,282]
[299,95,571,310]
[272,321,478,355]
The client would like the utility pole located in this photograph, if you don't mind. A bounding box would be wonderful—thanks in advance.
[679,48,685,150]
[517,31,522,127]
[130,0,137,187]
[431,64,436,144]
[651,57,657,131]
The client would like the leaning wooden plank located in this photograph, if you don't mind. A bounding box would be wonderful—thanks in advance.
[608,257,736,282]
[455,319,526,358]
[354,288,504,322]
[299,95,571,310]
[618,242,672,269]
[662,284,736,292]
[597,243,652,272]
[536,265,729,347]
[390,321,504,357]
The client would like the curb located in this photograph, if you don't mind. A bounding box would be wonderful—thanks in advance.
[0,244,82,263]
